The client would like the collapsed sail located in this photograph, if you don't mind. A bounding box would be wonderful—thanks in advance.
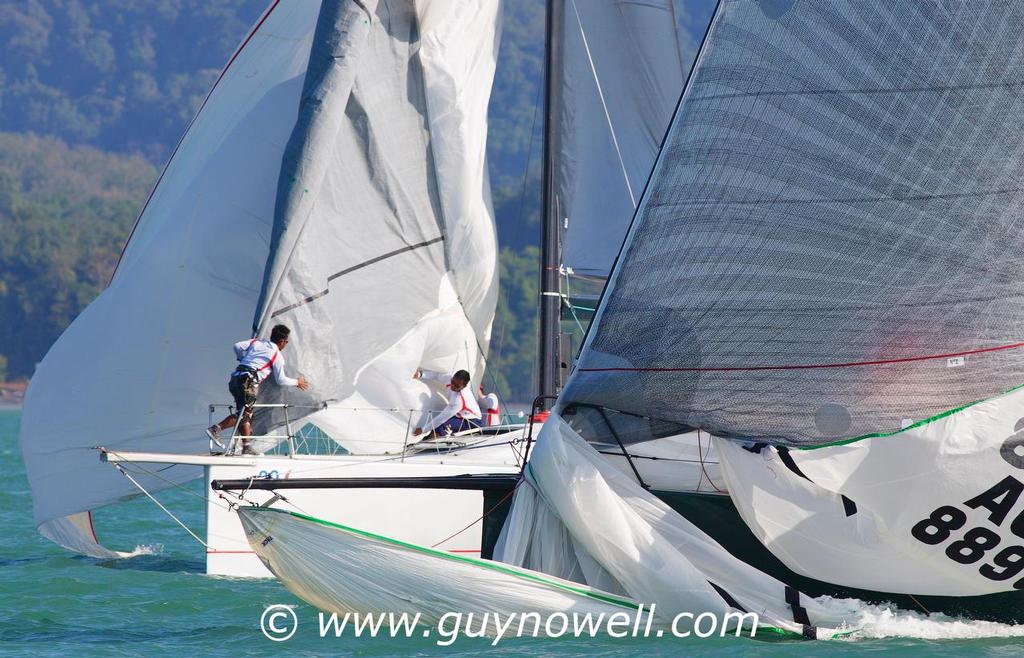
[237,506,641,630]
[491,414,862,636]
[19,0,502,555]
[239,418,861,638]
[252,0,501,453]
[563,0,1024,446]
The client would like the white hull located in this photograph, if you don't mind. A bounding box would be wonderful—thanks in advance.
[205,442,522,577]
[106,427,724,578]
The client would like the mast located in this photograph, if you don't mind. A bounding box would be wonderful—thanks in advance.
[538,0,563,401]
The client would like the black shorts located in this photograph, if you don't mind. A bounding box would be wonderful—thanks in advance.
[228,372,257,414]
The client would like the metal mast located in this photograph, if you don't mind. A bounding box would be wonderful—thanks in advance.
[537,0,564,402]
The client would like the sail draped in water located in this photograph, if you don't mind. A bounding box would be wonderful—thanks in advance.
[493,0,1024,610]
[19,0,501,553]
[563,0,1024,446]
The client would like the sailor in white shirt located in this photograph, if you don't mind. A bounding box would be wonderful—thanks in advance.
[412,368,482,437]
[207,324,309,454]
[478,385,501,427]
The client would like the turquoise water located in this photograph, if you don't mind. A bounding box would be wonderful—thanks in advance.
[1,409,1022,657]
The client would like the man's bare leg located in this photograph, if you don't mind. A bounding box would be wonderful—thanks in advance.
[238,413,255,454]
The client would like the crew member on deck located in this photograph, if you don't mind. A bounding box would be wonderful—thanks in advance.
[478,384,501,427]
[207,324,309,455]
[412,368,482,437]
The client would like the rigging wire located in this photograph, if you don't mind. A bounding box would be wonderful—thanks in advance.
[569,0,637,209]
[429,479,521,549]
[113,463,208,548]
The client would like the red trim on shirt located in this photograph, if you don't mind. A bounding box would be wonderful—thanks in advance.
[244,339,278,371]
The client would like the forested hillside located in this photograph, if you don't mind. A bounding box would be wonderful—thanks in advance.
[0,133,157,377]
[0,0,712,401]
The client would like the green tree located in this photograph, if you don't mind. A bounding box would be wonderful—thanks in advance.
[0,132,156,378]
[487,246,539,403]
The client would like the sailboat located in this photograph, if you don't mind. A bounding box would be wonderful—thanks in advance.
[235,0,1024,633]
[18,0,704,578]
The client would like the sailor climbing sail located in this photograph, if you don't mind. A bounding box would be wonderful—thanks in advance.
[412,369,482,437]
[207,324,309,454]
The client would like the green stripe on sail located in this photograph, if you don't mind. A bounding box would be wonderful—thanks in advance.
[257,507,808,639]
[249,506,637,609]
[799,382,1024,451]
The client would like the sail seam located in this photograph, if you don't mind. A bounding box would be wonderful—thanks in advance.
[577,340,1024,373]
[270,235,444,317]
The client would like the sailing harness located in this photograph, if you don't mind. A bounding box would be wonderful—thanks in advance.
[232,339,278,409]
[446,385,477,420]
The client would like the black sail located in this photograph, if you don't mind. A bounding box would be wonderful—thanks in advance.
[563,0,1024,446]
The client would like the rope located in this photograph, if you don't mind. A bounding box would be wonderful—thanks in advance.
[113,464,208,548]
[106,451,232,511]
[696,429,725,494]
[429,479,520,549]
[908,593,931,615]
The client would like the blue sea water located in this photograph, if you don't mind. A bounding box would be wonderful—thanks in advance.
[1,408,1022,657]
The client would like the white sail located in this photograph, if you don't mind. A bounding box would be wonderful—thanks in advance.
[492,413,861,637]
[20,0,501,553]
[556,0,684,282]
[251,0,500,453]
[20,0,322,555]
[717,386,1024,596]
[238,505,640,632]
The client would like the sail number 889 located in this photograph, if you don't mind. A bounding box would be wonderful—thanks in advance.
[910,476,1024,588]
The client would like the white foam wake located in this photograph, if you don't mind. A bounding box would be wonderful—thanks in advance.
[123,543,164,557]
[834,600,1024,640]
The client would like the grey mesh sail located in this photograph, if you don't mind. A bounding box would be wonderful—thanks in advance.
[563,0,1024,446]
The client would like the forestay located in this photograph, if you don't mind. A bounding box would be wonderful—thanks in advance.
[563,0,1024,446]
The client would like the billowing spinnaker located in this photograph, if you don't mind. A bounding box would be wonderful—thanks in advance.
[19,0,322,543]
[252,0,500,451]
[556,0,684,282]
[563,0,1024,446]
[717,386,1024,596]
